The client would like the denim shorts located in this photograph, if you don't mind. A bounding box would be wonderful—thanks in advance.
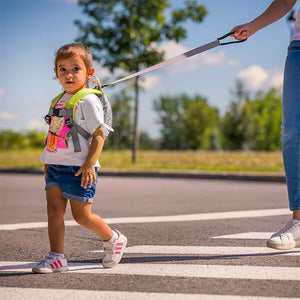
[45,164,97,203]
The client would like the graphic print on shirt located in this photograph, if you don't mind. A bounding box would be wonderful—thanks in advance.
[46,103,72,153]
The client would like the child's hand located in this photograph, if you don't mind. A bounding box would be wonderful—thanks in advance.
[75,163,96,189]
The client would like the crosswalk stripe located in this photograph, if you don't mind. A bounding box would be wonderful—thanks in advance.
[1,262,300,281]
[1,287,298,300]
[212,232,273,239]
[0,208,290,231]
[91,245,300,256]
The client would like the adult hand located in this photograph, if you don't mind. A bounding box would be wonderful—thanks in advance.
[231,22,257,40]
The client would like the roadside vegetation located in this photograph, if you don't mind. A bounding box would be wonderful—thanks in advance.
[0,148,284,174]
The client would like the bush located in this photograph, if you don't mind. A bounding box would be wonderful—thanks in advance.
[0,130,46,150]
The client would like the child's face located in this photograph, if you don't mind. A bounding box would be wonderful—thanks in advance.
[55,54,94,94]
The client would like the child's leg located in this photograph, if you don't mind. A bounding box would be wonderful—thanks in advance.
[47,187,68,254]
[70,200,113,241]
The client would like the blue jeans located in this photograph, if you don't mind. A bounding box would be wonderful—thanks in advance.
[282,40,300,211]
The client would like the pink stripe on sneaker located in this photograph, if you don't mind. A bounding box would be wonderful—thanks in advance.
[57,260,63,267]
[115,251,121,254]
[117,243,123,246]
[53,262,59,268]
[50,263,55,269]
[116,247,122,250]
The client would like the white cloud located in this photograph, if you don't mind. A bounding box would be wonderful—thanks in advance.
[96,66,126,80]
[156,41,240,76]
[227,58,241,68]
[269,69,284,89]
[139,75,160,90]
[27,119,46,131]
[200,51,226,67]
[0,88,5,98]
[237,65,268,90]
[92,63,128,87]
[0,111,19,121]
[237,65,283,91]
[159,41,187,59]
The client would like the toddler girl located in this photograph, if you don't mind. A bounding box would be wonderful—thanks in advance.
[32,43,127,273]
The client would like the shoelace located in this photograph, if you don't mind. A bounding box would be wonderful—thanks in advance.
[42,255,57,262]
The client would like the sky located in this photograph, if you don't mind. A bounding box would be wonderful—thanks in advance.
[0,0,299,138]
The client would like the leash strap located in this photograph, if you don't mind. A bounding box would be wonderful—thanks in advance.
[102,31,246,88]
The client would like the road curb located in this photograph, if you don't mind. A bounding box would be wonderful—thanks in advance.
[0,168,286,183]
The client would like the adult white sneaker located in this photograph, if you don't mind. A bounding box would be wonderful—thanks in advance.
[32,252,68,273]
[267,219,300,250]
[103,230,127,268]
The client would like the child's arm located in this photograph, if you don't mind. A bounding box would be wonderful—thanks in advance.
[75,126,105,189]
[44,164,48,180]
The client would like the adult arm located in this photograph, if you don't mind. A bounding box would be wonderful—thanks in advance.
[231,0,297,40]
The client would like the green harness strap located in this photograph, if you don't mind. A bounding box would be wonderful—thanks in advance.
[49,88,104,152]
[51,88,104,121]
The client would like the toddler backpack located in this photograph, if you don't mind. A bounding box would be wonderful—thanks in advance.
[45,88,112,153]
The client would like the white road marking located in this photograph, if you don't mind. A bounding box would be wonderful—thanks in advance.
[0,208,290,231]
[1,287,298,300]
[1,261,300,281]
[91,245,300,256]
[212,232,273,240]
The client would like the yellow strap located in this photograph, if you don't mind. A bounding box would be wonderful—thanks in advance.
[66,89,104,120]
[50,89,104,120]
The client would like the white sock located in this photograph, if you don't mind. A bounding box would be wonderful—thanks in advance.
[50,251,66,258]
[108,230,119,242]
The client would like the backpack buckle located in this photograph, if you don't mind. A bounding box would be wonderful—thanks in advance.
[44,115,51,125]
[52,108,63,117]
[65,118,73,128]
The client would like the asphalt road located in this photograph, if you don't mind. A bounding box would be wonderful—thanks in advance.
[0,173,299,299]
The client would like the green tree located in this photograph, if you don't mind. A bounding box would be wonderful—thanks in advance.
[221,81,249,150]
[222,84,282,151]
[245,88,282,151]
[0,130,26,150]
[0,130,46,150]
[105,89,133,150]
[153,94,187,150]
[139,131,156,150]
[184,96,219,150]
[75,0,207,162]
[26,131,47,148]
[154,94,219,150]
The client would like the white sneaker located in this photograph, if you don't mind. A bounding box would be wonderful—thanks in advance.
[32,252,68,273]
[103,230,127,268]
[267,219,300,250]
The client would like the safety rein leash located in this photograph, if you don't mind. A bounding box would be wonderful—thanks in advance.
[101,31,246,88]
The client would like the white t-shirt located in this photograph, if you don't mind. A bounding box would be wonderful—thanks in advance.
[41,93,113,168]
[291,7,300,41]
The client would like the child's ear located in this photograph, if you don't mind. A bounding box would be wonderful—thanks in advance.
[54,68,57,77]
[87,67,95,79]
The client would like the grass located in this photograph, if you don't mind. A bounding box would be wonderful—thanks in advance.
[0,149,284,174]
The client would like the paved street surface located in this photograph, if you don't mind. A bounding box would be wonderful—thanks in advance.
[0,173,299,299]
